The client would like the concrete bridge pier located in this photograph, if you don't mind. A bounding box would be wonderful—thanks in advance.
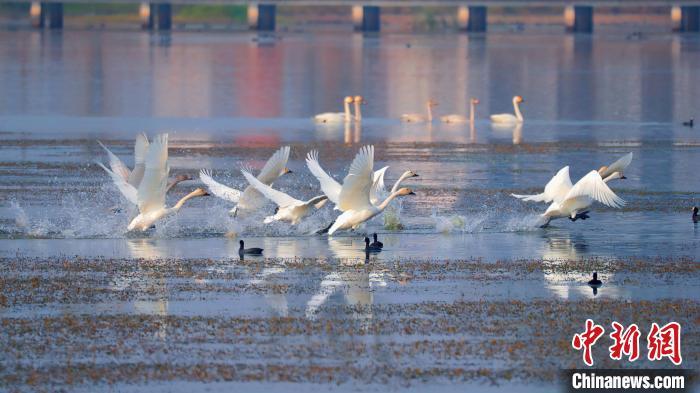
[361,6,380,32]
[673,6,700,32]
[29,2,44,28]
[46,3,64,29]
[565,6,593,33]
[248,3,276,31]
[156,4,172,30]
[458,6,487,32]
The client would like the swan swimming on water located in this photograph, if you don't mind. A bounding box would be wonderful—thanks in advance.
[401,100,438,123]
[441,98,480,124]
[315,96,354,123]
[490,95,524,125]
[123,134,210,232]
[325,146,416,235]
[241,169,328,225]
[199,146,292,216]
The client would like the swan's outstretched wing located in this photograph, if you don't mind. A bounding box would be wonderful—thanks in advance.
[512,166,572,204]
[199,169,241,203]
[97,141,130,183]
[338,145,374,212]
[565,170,625,208]
[306,150,342,205]
[137,133,169,213]
[241,169,301,207]
[96,162,138,205]
[128,133,149,186]
[370,166,389,205]
[257,146,290,184]
[601,152,633,179]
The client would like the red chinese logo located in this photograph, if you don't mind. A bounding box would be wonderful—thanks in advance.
[572,319,605,366]
[647,322,682,365]
[609,322,640,362]
[572,320,682,366]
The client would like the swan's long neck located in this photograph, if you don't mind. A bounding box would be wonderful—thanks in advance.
[344,100,352,122]
[172,190,204,212]
[390,172,413,194]
[427,103,433,122]
[354,101,362,121]
[469,102,476,124]
[513,99,523,122]
[603,172,622,183]
[376,190,404,212]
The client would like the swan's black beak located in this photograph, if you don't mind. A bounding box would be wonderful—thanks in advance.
[285,168,293,174]
[620,176,627,180]
[412,173,419,178]
[408,191,416,195]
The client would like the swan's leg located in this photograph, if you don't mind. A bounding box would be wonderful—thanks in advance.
[229,206,239,217]
[539,217,551,228]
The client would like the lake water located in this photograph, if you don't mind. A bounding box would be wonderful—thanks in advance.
[0,30,699,391]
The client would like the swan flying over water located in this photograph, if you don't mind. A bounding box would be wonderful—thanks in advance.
[241,169,328,225]
[121,134,209,231]
[326,146,415,235]
[199,146,291,216]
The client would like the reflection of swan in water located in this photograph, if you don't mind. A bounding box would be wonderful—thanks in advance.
[512,123,523,145]
[248,266,288,317]
[540,234,624,299]
[123,239,169,339]
[305,266,376,330]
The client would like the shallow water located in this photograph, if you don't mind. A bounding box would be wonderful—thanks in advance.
[0,30,699,391]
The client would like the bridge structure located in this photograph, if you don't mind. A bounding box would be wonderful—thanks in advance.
[9,0,700,33]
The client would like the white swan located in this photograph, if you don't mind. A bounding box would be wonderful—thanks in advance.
[490,95,524,124]
[440,98,480,124]
[598,152,633,180]
[98,134,190,202]
[401,99,438,123]
[119,134,209,231]
[512,153,633,203]
[241,169,328,225]
[518,166,625,226]
[327,146,415,235]
[199,146,291,216]
[353,95,365,122]
[315,96,354,123]
[306,149,389,210]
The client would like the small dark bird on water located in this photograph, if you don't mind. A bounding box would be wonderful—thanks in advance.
[370,233,383,249]
[364,237,382,253]
[239,240,263,256]
[587,272,602,288]
[693,206,699,223]
[683,118,694,127]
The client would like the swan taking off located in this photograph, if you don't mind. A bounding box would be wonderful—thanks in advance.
[98,134,192,207]
[512,153,633,204]
[326,146,415,235]
[306,150,417,211]
[315,96,354,123]
[490,95,524,124]
[401,100,438,123]
[440,98,480,124]
[514,166,625,226]
[123,134,210,231]
[97,134,191,203]
[199,146,291,216]
[241,169,328,225]
[597,152,633,181]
